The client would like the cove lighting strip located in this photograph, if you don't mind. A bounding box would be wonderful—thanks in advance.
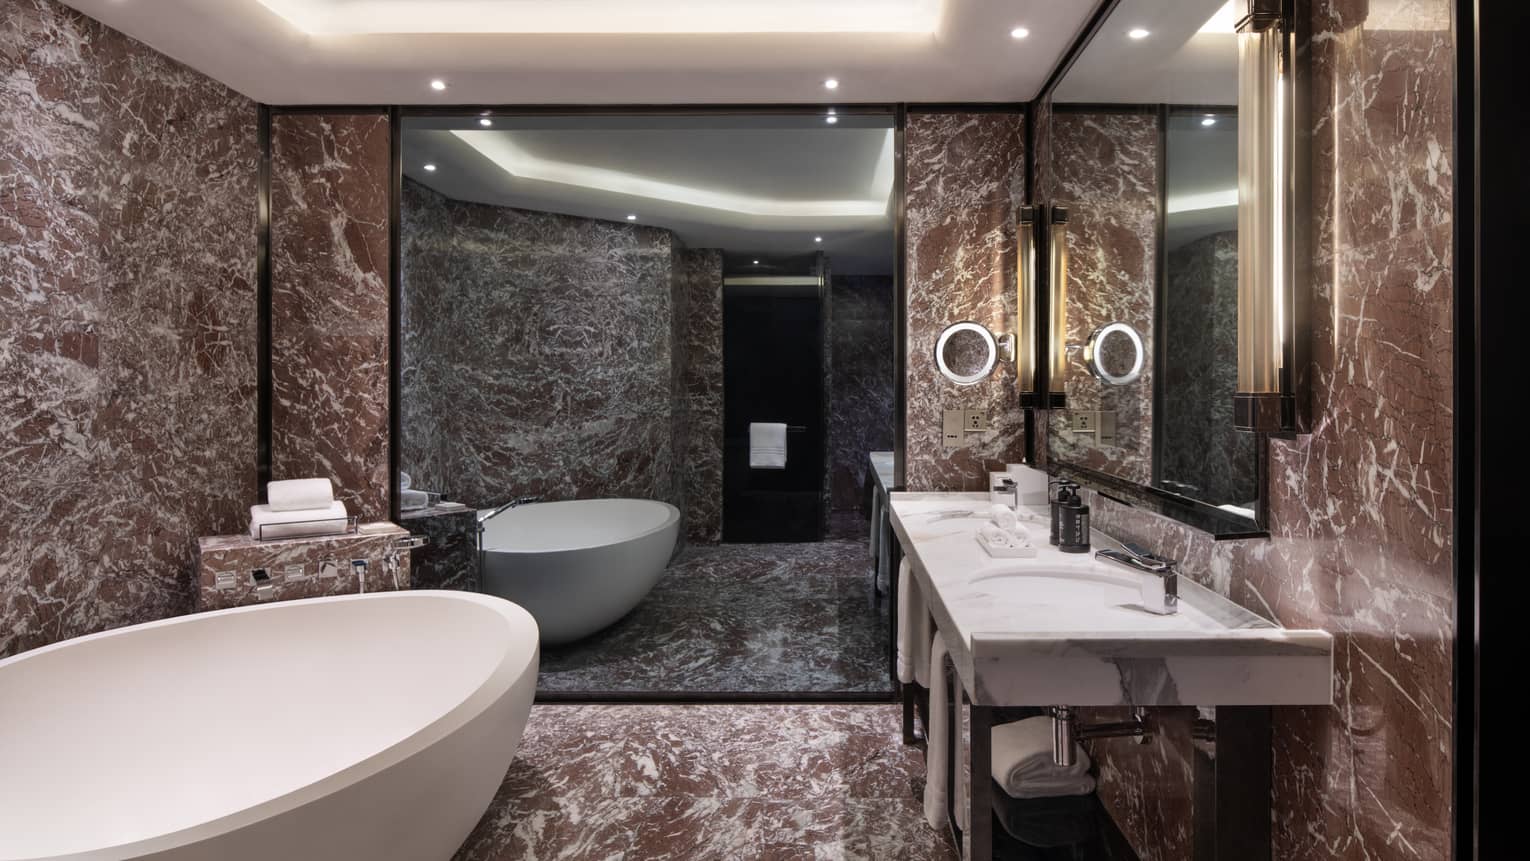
[450,129,896,219]
[257,0,943,35]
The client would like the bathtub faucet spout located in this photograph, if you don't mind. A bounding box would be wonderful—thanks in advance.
[479,495,542,526]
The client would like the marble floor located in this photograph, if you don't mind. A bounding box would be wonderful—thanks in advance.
[453,704,956,861]
[537,514,891,695]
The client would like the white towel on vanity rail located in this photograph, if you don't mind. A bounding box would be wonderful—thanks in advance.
[265,478,335,512]
[748,422,788,469]
[922,634,952,829]
[991,716,1096,799]
[895,559,931,687]
[248,500,349,540]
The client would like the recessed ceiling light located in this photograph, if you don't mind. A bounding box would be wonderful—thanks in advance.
[429,79,447,91]
[423,163,437,171]
[814,236,823,243]
[626,214,637,221]
[1010,26,1030,39]
[479,118,493,127]
[1128,28,1150,39]
[753,259,761,265]
[826,116,839,124]
[1201,115,1217,126]
[823,78,840,90]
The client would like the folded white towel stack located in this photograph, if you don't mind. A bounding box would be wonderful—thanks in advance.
[991,716,1096,799]
[265,478,335,512]
[748,422,788,469]
[248,500,350,540]
[400,489,430,511]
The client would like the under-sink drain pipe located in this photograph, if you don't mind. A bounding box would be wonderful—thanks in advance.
[1049,706,1152,767]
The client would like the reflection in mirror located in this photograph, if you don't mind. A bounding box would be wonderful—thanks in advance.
[398,112,898,695]
[1038,0,1260,529]
[935,321,1000,386]
[1084,322,1145,386]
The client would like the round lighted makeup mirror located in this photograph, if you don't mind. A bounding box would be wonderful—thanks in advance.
[1084,322,1145,386]
[935,321,1007,386]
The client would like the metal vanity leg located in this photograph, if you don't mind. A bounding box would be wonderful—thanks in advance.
[902,682,918,745]
[968,704,994,861]
[888,539,903,692]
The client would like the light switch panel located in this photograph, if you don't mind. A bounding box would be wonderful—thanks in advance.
[1098,410,1117,445]
[942,409,964,450]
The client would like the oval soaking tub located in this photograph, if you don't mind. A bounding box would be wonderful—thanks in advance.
[480,498,680,644]
[0,591,538,861]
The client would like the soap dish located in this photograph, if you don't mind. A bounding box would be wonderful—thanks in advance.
[976,533,1038,558]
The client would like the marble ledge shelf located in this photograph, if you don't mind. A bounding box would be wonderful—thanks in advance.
[195,522,411,612]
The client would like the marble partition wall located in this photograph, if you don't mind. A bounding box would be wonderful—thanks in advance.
[400,179,680,510]
[0,0,259,658]
[270,113,392,522]
[904,112,1027,491]
[1160,231,1255,506]
[1071,1,1458,856]
[829,275,896,510]
[673,249,724,542]
[1045,111,1159,485]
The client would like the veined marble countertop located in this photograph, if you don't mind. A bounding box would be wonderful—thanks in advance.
[889,492,1333,707]
[869,451,895,491]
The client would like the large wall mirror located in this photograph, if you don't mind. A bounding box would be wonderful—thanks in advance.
[396,110,900,696]
[1035,0,1267,535]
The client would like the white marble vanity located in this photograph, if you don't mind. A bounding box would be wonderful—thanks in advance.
[887,491,1333,859]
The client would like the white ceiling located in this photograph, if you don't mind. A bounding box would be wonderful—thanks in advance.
[60,0,1098,105]
[1164,112,1238,251]
[404,115,897,274]
[1053,0,1237,105]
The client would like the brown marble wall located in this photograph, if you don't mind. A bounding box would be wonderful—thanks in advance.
[1045,111,1159,485]
[1069,2,1457,857]
[673,248,724,542]
[0,0,258,658]
[904,112,1027,491]
[270,112,392,522]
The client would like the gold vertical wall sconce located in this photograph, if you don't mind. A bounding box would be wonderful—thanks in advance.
[1234,0,1305,432]
[1046,205,1071,409]
[1016,206,1039,406]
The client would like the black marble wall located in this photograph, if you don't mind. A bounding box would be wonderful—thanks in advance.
[400,179,681,511]
[672,249,725,542]
[1160,231,1255,506]
[828,275,896,510]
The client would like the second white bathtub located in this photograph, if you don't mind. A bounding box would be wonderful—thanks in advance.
[480,498,680,644]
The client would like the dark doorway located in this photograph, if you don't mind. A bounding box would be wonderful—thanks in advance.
[723,279,826,542]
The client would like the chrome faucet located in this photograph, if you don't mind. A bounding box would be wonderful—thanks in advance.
[1096,540,1178,615]
[478,495,542,526]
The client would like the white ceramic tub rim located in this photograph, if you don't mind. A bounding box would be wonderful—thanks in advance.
[0,590,537,861]
[479,498,680,554]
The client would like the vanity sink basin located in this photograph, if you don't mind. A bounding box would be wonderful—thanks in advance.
[889,492,1334,709]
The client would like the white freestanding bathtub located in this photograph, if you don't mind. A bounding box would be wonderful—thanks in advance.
[480,498,680,644]
[0,591,539,861]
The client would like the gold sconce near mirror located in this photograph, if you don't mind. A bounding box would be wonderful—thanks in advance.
[1234,0,1307,433]
[1045,205,1070,409]
[1017,203,1070,408]
[1016,206,1039,405]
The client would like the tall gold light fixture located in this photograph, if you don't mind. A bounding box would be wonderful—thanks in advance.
[1046,205,1071,408]
[1016,206,1039,405]
[1234,0,1303,432]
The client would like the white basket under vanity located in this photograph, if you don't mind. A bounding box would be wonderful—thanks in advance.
[194,522,414,611]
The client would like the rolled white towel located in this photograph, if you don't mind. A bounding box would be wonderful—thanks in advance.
[980,523,1017,548]
[991,716,1097,799]
[988,503,1018,531]
[895,559,932,687]
[266,478,335,512]
[249,500,349,540]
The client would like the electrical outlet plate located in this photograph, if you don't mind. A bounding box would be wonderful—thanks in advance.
[963,409,989,432]
[1071,411,1096,433]
[942,409,964,450]
[284,563,307,581]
